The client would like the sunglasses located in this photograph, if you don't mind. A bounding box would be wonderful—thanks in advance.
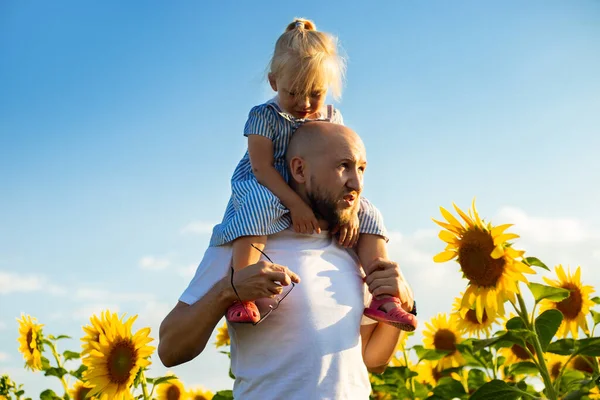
[229,245,295,326]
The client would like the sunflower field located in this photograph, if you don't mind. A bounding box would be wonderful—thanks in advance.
[3,201,600,400]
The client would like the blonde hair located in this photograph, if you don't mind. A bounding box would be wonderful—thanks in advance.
[269,18,346,100]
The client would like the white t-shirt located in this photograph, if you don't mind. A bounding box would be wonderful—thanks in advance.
[180,229,374,400]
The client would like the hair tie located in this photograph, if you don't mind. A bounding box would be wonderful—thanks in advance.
[295,21,305,29]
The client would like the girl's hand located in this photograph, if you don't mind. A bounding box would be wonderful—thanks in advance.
[333,214,360,248]
[289,201,321,234]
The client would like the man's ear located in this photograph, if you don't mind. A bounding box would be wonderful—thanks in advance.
[268,73,277,92]
[289,156,307,184]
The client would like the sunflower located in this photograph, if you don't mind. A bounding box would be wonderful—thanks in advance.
[414,361,445,386]
[81,310,115,356]
[545,353,569,382]
[423,313,465,369]
[187,386,214,400]
[452,296,498,338]
[17,314,44,371]
[214,322,230,348]
[70,381,96,400]
[568,355,597,375]
[433,200,535,322]
[157,375,186,400]
[539,265,594,338]
[589,386,600,400]
[82,312,154,400]
[499,343,536,366]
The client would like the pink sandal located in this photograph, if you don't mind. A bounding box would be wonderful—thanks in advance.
[227,301,260,324]
[363,297,417,331]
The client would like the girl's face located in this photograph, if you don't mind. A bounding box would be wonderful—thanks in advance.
[269,73,328,120]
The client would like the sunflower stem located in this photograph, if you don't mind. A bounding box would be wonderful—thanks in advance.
[554,353,575,393]
[401,346,416,399]
[47,339,70,396]
[139,368,149,400]
[516,292,558,400]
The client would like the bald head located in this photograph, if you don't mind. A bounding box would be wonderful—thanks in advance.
[285,121,367,229]
[286,121,365,165]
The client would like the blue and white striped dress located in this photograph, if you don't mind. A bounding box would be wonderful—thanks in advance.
[209,99,387,247]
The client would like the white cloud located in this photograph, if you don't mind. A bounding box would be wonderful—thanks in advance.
[0,352,10,362]
[0,271,66,296]
[0,271,43,294]
[75,288,155,303]
[139,256,171,271]
[72,303,121,321]
[0,321,6,331]
[179,263,199,279]
[135,300,173,335]
[180,221,216,235]
[496,207,599,244]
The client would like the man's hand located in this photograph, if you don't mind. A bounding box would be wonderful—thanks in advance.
[289,201,321,234]
[231,261,301,302]
[364,258,414,312]
[332,213,360,248]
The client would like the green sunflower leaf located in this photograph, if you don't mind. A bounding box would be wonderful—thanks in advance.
[547,339,577,355]
[535,309,563,351]
[152,375,179,386]
[213,390,234,400]
[62,350,80,361]
[576,337,600,357]
[591,296,600,305]
[412,345,451,361]
[469,379,527,400]
[467,369,487,392]
[528,282,570,303]
[40,389,61,400]
[591,310,600,326]
[69,364,87,380]
[505,316,526,330]
[431,377,466,398]
[44,367,67,379]
[47,335,71,341]
[524,257,550,271]
[508,361,539,376]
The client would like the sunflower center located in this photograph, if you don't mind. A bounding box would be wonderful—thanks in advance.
[511,343,534,360]
[431,366,443,382]
[556,283,583,320]
[465,309,488,324]
[550,361,562,380]
[166,385,181,400]
[572,356,594,374]
[433,329,457,353]
[75,387,92,400]
[107,339,137,384]
[26,329,34,354]
[458,229,506,287]
[193,396,209,400]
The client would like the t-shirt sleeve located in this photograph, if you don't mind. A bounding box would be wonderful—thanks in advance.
[179,246,233,305]
[243,105,278,140]
[357,197,389,242]
[332,108,344,125]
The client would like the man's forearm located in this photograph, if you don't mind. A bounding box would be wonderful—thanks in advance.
[158,277,234,367]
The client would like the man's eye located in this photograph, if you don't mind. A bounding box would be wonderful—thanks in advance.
[288,91,296,96]
[311,92,323,97]
[358,166,366,172]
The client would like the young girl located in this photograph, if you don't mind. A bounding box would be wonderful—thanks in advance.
[211,18,417,331]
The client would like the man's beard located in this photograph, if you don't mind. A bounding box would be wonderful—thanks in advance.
[305,177,359,229]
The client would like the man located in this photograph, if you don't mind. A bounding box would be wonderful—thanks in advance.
[158,122,414,399]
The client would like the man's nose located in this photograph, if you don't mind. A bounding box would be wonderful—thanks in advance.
[346,170,363,193]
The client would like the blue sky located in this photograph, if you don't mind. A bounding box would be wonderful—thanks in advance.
[1,0,599,396]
